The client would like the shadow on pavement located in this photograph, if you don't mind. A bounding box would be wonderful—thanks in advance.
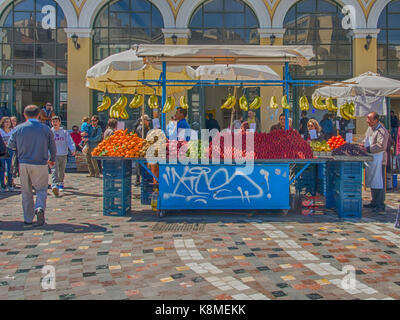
[125,208,398,225]
[0,221,107,233]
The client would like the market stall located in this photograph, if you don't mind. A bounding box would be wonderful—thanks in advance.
[89,45,371,219]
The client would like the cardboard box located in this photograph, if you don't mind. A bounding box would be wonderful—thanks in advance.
[75,152,89,172]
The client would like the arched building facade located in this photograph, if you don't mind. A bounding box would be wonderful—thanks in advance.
[0,0,396,133]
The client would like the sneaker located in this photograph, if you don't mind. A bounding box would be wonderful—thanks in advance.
[23,221,33,226]
[373,206,386,213]
[52,186,59,196]
[87,174,95,178]
[35,208,45,226]
[7,186,14,192]
[363,203,376,209]
[58,184,64,192]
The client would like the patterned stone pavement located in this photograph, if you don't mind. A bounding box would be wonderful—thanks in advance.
[0,172,400,300]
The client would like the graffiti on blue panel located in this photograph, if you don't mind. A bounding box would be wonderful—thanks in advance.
[161,166,288,204]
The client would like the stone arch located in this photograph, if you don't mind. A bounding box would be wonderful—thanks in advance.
[272,0,366,29]
[176,0,270,29]
[367,0,391,29]
[78,0,172,29]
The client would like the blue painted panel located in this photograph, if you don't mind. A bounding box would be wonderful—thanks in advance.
[158,163,290,210]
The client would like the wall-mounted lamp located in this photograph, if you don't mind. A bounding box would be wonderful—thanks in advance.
[171,34,177,45]
[364,34,372,50]
[270,34,276,45]
[71,33,80,50]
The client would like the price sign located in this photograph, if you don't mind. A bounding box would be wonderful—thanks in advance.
[117,121,125,130]
[346,132,353,143]
[309,129,317,140]
[250,123,256,132]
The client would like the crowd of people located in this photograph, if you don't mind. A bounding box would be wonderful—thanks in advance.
[0,100,397,225]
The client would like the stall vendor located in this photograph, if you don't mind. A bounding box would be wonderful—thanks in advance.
[306,119,323,142]
[247,110,261,133]
[270,113,285,132]
[361,112,390,213]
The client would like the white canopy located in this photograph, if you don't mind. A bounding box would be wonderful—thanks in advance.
[195,64,280,81]
[86,49,197,95]
[135,45,314,67]
[313,72,400,98]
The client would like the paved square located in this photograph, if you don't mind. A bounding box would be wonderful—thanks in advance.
[0,172,399,300]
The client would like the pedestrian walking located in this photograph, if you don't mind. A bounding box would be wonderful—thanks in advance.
[82,115,103,178]
[0,116,15,191]
[361,112,390,213]
[50,116,76,196]
[8,105,57,226]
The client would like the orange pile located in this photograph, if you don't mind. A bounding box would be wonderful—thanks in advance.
[327,135,346,150]
[92,129,145,158]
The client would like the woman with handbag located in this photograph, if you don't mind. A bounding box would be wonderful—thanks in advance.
[0,116,14,191]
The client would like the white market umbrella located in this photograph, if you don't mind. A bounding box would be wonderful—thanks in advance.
[313,71,400,98]
[195,64,280,82]
[86,49,197,96]
[195,64,280,127]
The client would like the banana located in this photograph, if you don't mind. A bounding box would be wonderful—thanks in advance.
[180,96,189,109]
[249,96,262,110]
[281,95,291,110]
[221,95,235,110]
[239,95,249,111]
[97,95,111,112]
[325,97,338,112]
[162,96,175,113]
[344,102,356,119]
[339,103,350,120]
[109,96,126,118]
[148,95,159,109]
[313,96,327,110]
[299,96,310,111]
[129,95,143,109]
[270,96,279,109]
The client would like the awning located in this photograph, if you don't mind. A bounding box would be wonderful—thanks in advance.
[135,45,314,67]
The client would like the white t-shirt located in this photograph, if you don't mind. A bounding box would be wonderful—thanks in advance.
[0,128,12,146]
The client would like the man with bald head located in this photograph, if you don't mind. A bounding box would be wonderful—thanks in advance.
[361,112,390,213]
[8,105,57,226]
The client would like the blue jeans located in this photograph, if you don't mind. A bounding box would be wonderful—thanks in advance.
[0,149,13,188]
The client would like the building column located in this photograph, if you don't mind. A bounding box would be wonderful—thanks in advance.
[258,28,286,132]
[64,28,93,129]
[351,29,380,135]
[162,28,191,45]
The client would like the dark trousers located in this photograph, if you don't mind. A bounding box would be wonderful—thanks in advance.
[371,165,386,208]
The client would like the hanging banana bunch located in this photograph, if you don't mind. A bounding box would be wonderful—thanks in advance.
[312,96,327,110]
[221,95,236,110]
[109,95,128,119]
[129,95,144,109]
[299,96,310,111]
[249,96,262,110]
[339,101,356,120]
[162,96,176,113]
[97,95,112,112]
[281,95,292,110]
[239,95,249,112]
[270,96,279,109]
[148,95,159,109]
[325,96,338,112]
[179,96,189,109]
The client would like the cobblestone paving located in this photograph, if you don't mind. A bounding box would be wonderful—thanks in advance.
[0,172,399,300]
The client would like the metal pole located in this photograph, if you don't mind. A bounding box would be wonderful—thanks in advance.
[284,62,290,130]
[161,61,167,132]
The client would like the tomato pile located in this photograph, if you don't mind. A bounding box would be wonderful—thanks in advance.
[327,135,346,150]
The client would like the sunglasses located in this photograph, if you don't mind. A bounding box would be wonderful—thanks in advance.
[91,119,98,122]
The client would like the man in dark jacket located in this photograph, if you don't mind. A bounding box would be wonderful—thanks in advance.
[8,105,57,226]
